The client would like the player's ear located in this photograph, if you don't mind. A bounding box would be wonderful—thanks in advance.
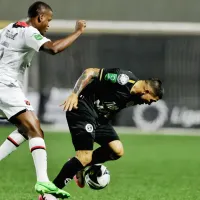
[38,16,41,23]
[38,14,43,23]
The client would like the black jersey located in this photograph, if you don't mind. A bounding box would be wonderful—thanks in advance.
[79,68,143,119]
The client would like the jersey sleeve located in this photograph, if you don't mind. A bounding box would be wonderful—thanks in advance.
[98,68,137,85]
[25,27,50,52]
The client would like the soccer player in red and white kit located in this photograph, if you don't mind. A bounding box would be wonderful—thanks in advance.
[0,1,86,198]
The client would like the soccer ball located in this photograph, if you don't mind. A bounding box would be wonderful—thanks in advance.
[84,164,110,190]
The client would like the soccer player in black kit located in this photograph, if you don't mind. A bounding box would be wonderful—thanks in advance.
[39,67,164,199]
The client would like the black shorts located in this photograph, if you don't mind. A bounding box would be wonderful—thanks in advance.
[66,99,120,151]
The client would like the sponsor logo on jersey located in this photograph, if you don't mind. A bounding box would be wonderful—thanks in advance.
[85,124,94,133]
[117,74,129,85]
[104,101,119,110]
[33,33,43,40]
[5,30,18,40]
[104,73,118,83]
[95,100,119,112]
[0,41,9,48]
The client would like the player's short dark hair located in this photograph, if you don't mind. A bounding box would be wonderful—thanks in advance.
[146,78,164,99]
[28,1,52,18]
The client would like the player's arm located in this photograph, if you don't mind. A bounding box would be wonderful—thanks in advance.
[41,20,86,55]
[61,68,100,111]
[25,20,86,54]
[73,68,100,96]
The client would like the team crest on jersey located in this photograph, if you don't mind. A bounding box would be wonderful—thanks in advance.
[24,100,31,105]
[117,74,129,85]
[85,124,94,133]
[33,33,43,40]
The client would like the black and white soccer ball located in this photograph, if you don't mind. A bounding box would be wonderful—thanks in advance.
[84,164,110,190]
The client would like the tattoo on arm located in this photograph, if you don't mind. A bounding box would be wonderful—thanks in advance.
[73,68,100,95]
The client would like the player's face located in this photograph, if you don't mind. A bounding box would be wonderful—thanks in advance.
[37,9,53,35]
[140,93,159,105]
[140,85,159,105]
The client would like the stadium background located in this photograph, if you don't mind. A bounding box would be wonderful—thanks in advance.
[1,0,199,131]
[1,1,200,200]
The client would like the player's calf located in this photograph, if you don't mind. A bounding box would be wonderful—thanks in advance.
[14,111,50,182]
[76,150,93,166]
[53,151,93,189]
[53,156,85,189]
[72,150,93,188]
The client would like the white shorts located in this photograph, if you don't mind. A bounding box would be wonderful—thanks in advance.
[0,83,34,120]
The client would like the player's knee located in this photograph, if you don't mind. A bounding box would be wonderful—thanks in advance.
[115,146,124,157]
[76,151,93,166]
[20,118,44,138]
[109,140,124,160]
[111,146,124,160]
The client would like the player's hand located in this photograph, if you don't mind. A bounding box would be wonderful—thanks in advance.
[60,93,78,111]
[75,20,86,33]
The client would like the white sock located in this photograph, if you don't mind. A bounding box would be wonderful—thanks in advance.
[43,194,58,200]
[0,129,26,161]
[29,137,49,182]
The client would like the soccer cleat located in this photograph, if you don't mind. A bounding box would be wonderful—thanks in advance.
[73,170,85,188]
[35,182,70,199]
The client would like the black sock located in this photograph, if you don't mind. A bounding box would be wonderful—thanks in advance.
[87,146,113,166]
[53,157,84,189]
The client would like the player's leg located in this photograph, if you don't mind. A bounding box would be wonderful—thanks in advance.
[0,129,27,160]
[0,84,69,198]
[74,124,124,188]
[52,111,96,189]
[75,141,124,188]
[11,111,48,181]
[53,150,93,189]
[11,111,70,198]
[0,109,27,160]
[90,123,124,165]
[89,141,124,165]
[52,134,94,189]
[39,102,96,200]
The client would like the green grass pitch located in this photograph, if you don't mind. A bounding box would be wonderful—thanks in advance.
[0,126,200,200]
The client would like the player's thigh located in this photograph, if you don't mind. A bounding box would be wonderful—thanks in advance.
[0,84,34,120]
[0,85,42,138]
[66,111,96,151]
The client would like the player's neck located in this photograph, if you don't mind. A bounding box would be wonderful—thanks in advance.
[26,18,37,29]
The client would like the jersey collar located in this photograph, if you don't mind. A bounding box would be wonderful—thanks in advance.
[15,21,29,27]
[127,79,137,92]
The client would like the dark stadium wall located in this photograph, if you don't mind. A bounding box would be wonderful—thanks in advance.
[29,33,200,129]
[1,0,200,22]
